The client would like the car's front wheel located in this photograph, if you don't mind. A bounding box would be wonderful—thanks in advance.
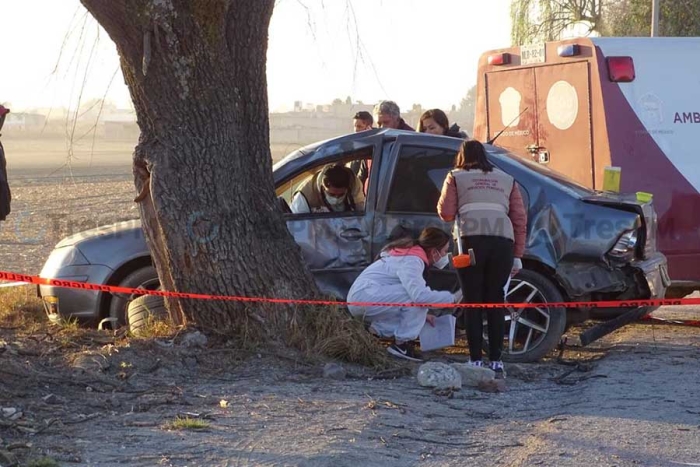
[484,269,567,363]
[107,266,160,328]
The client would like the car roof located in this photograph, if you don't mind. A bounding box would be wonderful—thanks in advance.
[272,129,596,198]
[273,129,462,180]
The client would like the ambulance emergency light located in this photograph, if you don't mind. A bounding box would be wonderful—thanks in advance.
[606,56,635,82]
[488,53,510,65]
[557,44,581,57]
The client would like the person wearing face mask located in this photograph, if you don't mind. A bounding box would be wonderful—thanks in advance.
[346,227,462,362]
[417,109,468,139]
[437,140,527,378]
[290,164,365,214]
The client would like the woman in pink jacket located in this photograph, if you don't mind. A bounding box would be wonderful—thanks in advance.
[347,227,461,362]
[437,140,527,377]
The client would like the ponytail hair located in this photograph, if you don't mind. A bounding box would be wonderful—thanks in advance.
[455,139,494,172]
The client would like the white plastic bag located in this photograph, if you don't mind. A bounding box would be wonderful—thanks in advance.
[419,315,456,352]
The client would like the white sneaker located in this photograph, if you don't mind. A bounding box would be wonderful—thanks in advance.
[387,343,422,362]
[489,360,506,379]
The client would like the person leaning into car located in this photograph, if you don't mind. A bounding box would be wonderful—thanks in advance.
[437,139,527,378]
[290,163,365,214]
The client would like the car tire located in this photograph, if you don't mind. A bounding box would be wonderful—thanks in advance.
[107,266,160,328]
[484,269,567,363]
[127,294,168,336]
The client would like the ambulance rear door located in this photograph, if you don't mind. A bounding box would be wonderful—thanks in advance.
[485,61,594,188]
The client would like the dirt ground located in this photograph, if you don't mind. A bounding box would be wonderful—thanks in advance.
[1,293,699,467]
[1,137,700,466]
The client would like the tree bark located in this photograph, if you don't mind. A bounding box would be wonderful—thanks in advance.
[79,0,320,337]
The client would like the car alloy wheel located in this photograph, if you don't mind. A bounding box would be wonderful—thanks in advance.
[501,278,551,356]
[482,269,567,363]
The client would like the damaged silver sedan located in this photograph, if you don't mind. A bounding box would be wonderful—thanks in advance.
[38,129,670,362]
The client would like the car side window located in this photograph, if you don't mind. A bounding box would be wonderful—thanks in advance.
[275,147,373,216]
[386,145,455,214]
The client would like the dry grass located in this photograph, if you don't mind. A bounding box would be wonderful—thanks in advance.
[0,285,45,332]
[130,315,180,339]
[26,458,60,467]
[163,416,211,431]
[1,286,119,346]
[291,303,394,369]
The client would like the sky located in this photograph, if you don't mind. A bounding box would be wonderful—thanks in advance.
[0,0,512,114]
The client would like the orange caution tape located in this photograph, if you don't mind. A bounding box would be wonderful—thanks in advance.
[2,270,699,310]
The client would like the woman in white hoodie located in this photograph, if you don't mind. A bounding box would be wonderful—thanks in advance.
[347,227,461,361]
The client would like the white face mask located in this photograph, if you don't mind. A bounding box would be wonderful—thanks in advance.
[433,253,450,269]
[325,192,345,206]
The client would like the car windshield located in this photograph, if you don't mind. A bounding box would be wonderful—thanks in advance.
[489,146,596,197]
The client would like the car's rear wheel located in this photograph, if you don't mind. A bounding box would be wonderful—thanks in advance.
[483,269,567,363]
[107,266,160,328]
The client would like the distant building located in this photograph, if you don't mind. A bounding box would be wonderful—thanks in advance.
[102,112,138,140]
[3,113,46,132]
[269,99,374,145]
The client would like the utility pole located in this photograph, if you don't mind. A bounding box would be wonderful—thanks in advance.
[651,0,660,36]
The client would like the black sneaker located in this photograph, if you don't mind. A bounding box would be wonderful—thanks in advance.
[387,342,422,362]
[490,360,506,379]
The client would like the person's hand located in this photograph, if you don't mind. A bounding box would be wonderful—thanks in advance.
[426,314,436,327]
[511,257,522,277]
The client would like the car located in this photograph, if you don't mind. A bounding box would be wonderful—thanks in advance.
[37,129,670,362]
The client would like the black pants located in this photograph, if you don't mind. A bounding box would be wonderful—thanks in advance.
[456,235,514,362]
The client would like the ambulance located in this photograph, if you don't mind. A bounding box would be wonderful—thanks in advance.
[473,37,700,298]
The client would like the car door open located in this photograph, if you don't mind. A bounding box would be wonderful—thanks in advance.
[276,148,376,300]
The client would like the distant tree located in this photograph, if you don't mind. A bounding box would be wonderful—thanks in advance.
[345,96,352,105]
[332,98,344,106]
[458,86,476,118]
[510,0,604,45]
[605,0,700,37]
[454,85,476,134]
[511,0,700,44]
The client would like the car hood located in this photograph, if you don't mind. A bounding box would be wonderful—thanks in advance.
[55,219,143,248]
[582,191,655,222]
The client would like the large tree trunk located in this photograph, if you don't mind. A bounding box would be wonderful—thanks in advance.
[79,0,320,337]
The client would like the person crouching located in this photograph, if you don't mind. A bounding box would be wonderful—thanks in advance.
[347,227,461,362]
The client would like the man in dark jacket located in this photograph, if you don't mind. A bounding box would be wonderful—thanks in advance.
[0,105,10,222]
[373,100,414,131]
